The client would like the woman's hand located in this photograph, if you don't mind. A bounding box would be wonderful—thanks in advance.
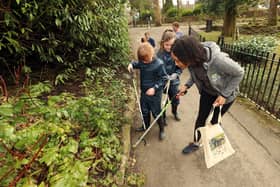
[146,88,155,96]
[213,95,226,107]
[178,85,188,96]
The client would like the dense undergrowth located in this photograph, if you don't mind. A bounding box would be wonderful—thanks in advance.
[0,67,131,186]
[0,0,129,84]
[1,0,142,186]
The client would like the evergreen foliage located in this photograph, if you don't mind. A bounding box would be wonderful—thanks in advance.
[0,68,129,186]
[233,36,277,53]
[162,0,174,14]
[0,0,129,84]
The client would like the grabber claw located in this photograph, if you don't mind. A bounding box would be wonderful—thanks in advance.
[132,137,147,148]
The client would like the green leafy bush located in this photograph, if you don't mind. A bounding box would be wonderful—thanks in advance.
[233,36,277,52]
[126,173,145,187]
[0,68,129,186]
[139,10,153,22]
[192,3,204,15]
[181,9,193,17]
[0,0,129,83]
[166,7,178,18]
[162,0,174,14]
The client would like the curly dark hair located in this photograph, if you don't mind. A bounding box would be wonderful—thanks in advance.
[171,36,207,66]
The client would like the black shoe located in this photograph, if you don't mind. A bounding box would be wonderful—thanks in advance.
[174,114,181,121]
[135,126,147,132]
[159,131,165,140]
[182,143,199,154]
[172,104,181,121]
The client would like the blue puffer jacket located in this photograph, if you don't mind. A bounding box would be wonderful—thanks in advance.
[157,50,182,86]
[131,58,167,94]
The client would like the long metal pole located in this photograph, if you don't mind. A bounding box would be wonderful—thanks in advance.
[133,80,171,148]
[131,74,146,130]
[133,98,172,148]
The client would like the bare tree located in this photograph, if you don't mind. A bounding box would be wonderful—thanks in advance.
[222,3,237,37]
[268,0,278,26]
[176,0,183,17]
[153,0,162,26]
[177,0,180,11]
[222,0,260,37]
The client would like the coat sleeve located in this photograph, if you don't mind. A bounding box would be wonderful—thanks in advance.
[175,65,183,76]
[184,69,195,89]
[131,61,141,69]
[154,63,167,91]
[214,55,244,98]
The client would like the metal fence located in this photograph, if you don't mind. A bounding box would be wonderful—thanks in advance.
[189,26,280,119]
[188,26,206,42]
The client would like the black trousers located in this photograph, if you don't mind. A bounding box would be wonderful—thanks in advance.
[141,91,162,120]
[166,84,180,105]
[194,90,234,142]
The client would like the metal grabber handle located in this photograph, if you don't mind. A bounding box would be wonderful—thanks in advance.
[130,71,146,130]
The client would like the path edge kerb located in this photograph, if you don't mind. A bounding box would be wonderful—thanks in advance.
[116,89,135,185]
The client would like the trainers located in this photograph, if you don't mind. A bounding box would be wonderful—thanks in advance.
[135,126,147,132]
[182,142,199,154]
[159,131,165,140]
[174,114,181,121]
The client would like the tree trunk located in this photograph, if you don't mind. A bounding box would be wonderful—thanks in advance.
[153,0,162,26]
[222,4,237,37]
[177,0,180,12]
[177,0,182,16]
[268,0,278,26]
[161,0,165,22]
[163,0,173,13]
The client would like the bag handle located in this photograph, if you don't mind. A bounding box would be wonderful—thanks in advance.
[195,105,222,143]
[206,105,222,126]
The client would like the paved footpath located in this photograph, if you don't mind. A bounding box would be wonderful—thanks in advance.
[129,25,280,187]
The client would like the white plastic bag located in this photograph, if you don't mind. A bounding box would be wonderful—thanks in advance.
[196,106,235,168]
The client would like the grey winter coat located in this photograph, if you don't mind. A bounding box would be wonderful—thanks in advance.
[185,41,244,103]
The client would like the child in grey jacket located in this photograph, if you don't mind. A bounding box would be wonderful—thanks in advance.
[171,36,244,154]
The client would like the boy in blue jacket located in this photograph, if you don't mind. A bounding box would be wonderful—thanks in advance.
[128,42,167,140]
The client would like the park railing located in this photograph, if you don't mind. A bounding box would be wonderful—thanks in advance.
[188,26,206,42]
[189,27,280,119]
[220,42,280,119]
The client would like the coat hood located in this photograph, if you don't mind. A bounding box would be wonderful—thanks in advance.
[202,41,221,64]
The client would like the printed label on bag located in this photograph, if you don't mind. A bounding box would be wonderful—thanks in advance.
[209,133,225,151]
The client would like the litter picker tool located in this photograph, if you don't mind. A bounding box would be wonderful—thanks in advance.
[133,80,187,148]
[162,78,171,108]
[130,72,146,130]
[133,96,171,148]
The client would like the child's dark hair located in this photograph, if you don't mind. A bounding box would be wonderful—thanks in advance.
[171,36,207,66]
